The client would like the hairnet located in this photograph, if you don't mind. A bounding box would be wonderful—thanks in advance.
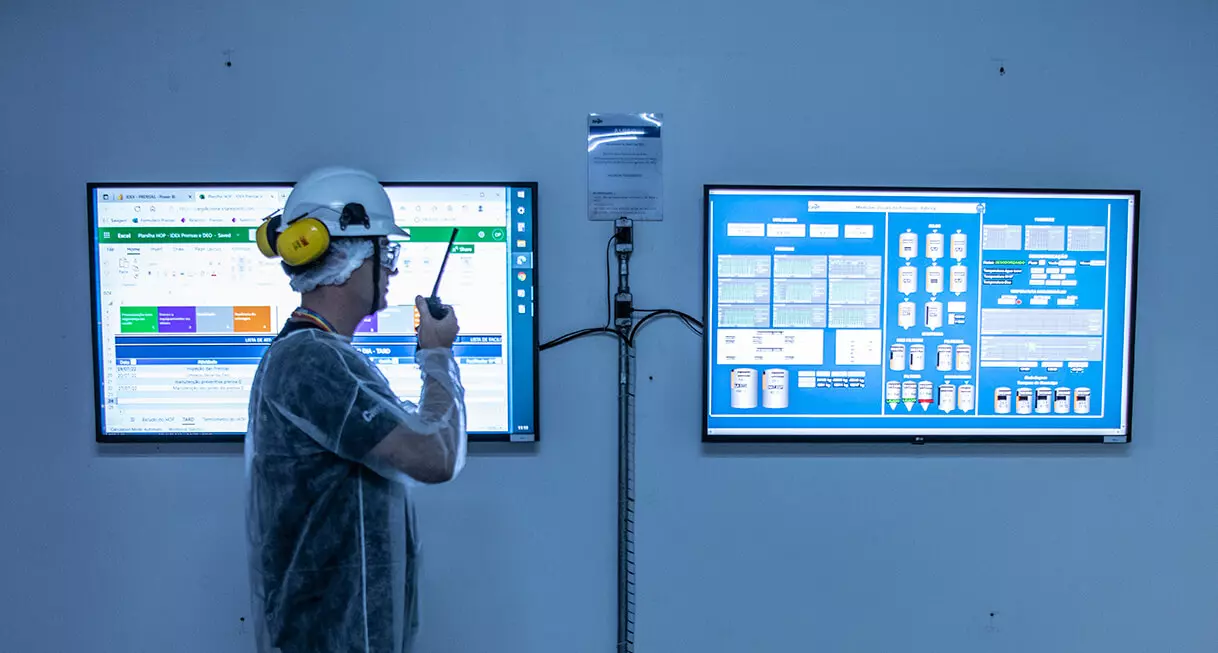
[284,238,375,294]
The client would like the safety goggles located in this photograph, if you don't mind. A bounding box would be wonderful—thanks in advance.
[378,240,400,273]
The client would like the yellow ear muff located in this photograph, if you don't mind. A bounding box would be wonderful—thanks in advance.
[255,217,279,258]
[276,217,331,267]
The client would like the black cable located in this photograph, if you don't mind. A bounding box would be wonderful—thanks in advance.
[538,233,624,352]
[604,233,617,327]
[631,307,703,329]
[627,309,702,346]
[539,326,621,351]
[542,232,707,352]
[545,308,699,351]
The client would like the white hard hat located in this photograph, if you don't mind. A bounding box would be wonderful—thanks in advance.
[279,166,406,239]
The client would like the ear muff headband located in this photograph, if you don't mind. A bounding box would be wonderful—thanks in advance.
[369,239,382,317]
[256,213,332,267]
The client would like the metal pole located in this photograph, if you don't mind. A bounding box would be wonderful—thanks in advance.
[616,238,635,653]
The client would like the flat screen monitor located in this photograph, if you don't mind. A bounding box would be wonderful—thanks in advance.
[703,185,1139,444]
[88,181,538,443]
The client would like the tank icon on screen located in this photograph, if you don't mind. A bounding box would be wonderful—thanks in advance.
[899,232,918,259]
[1055,387,1072,414]
[926,233,944,259]
[926,265,944,294]
[1035,387,1052,414]
[898,301,916,329]
[950,233,967,259]
[936,344,953,371]
[730,368,758,409]
[1074,388,1091,414]
[950,265,968,294]
[917,381,934,411]
[901,381,918,411]
[958,384,976,412]
[925,302,944,330]
[994,387,1012,414]
[955,344,971,371]
[898,265,918,294]
[761,369,789,409]
[938,383,956,412]
[889,344,906,371]
[1016,388,1033,414]
[886,381,902,409]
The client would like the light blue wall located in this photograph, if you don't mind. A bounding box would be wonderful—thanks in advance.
[2,0,1216,650]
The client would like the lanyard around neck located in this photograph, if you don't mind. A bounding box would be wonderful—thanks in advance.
[290,307,338,333]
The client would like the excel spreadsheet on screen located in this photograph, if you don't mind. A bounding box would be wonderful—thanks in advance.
[89,182,538,442]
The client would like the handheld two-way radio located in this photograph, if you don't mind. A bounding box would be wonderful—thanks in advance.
[424,228,459,320]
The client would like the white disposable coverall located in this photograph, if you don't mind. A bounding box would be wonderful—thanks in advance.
[244,323,467,653]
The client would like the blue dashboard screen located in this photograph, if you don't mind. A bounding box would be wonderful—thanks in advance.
[703,186,1139,443]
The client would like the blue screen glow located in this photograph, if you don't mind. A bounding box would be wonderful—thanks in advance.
[703,186,1138,442]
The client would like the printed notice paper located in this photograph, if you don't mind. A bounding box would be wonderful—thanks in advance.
[587,113,664,221]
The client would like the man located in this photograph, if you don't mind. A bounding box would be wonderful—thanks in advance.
[244,166,467,653]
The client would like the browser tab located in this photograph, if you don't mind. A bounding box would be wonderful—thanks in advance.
[108,189,195,202]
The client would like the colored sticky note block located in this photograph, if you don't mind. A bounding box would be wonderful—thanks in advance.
[158,306,197,333]
[120,306,159,333]
[232,306,272,333]
[356,314,378,334]
[195,306,235,333]
[375,307,415,335]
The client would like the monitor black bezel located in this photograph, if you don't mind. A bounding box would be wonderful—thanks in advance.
[700,184,1141,445]
[88,180,540,445]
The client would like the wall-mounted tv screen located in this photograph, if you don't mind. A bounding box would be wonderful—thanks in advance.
[88,181,538,443]
[703,185,1139,444]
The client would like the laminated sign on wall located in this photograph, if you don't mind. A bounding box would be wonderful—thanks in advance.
[587,112,664,221]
